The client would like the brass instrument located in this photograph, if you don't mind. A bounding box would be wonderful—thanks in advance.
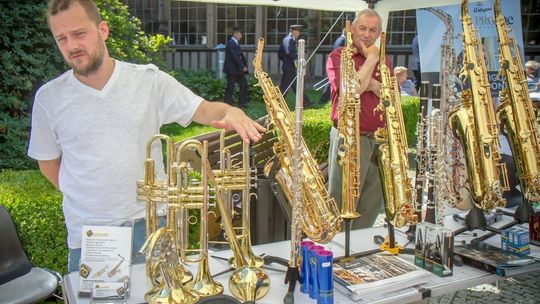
[173,140,223,297]
[337,20,361,220]
[494,0,540,203]
[447,0,508,211]
[254,37,342,243]
[423,7,472,212]
[142,228,200,304]
[137,134,194,288]
[138,136,270,302]
[375,32,417,228]
[213,130,263,269]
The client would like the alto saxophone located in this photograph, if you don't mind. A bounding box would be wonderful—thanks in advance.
[375,32,417,228]
[253,38,342,243]
[494,0,540,203]
[447,0,508,211]
[423,7,472,212]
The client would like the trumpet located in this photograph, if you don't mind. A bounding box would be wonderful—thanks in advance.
[173,139,224,297]
[138,136,270,303]
[212,130,263,269]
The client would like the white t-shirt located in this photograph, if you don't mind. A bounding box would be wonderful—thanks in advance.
[28,60,203,248]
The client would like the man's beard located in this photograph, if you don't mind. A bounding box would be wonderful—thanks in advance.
[67,43,105,77]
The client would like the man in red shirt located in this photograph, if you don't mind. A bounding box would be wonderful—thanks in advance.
[326,9,392,229]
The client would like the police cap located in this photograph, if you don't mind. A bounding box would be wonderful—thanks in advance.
[290,24,303,31]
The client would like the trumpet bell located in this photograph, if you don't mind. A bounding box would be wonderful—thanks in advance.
[228,266,270,302]
[228,253,264,269]
[187,255,224,297]
[145,284,200,304]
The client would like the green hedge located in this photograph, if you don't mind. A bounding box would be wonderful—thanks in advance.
[401,96,420,146]
[0,170,66,274]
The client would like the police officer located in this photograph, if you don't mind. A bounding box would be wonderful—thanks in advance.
[278,24,312,107]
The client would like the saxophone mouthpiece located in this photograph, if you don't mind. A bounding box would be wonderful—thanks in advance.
[493,0,501,19]
[461,0,469,18]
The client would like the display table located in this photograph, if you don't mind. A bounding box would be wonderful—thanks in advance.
[62,211,539,304]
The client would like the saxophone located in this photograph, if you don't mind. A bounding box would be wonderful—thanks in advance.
[337,21,361,219]
[494,0,540,203]
[254,38,342,243]
[447,0,508,211]
[423,7,472,212]
[375,32,417,228]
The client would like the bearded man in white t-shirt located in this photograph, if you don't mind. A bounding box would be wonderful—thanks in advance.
[27,0,265,273]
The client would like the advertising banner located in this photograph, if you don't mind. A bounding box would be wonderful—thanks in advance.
[416,0,523,97]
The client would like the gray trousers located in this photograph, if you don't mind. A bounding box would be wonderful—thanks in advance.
[327,127,384,229]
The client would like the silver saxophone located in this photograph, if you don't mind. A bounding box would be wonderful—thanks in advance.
[423,7,472,219]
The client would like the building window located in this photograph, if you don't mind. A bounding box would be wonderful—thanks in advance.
[386,9,417,45]
[320,11,355,46]
[170,1,207,46]
[522,0,540,46]
[266,7,309,45]
[123,0,159,34]
[217,5,257,45]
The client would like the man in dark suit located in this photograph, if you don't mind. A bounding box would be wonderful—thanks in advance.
[279,24,312,107]
[223,26,249,108]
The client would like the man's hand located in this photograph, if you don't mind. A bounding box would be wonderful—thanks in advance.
[359,41,379,59]
[210,107,266,143]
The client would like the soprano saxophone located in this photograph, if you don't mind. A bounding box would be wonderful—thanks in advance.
[337,21,361,220]
[447,0,508,212]
[375,32,417,228]
[494,0,540,203]
[254,38,342,243]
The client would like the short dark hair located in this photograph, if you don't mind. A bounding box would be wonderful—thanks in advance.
[47,0,102,26]
[232,26,243,33]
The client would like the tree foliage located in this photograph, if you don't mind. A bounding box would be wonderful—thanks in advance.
[0,0,170,170]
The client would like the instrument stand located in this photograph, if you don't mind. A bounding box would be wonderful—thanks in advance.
[374,219,414,255]
[498,200,534,223]
[344,219,352,257]
[405,223,417,242]
[453,206,487,234]
[210,254,289,278]
[452,207,524,245]
[283,266,300,304]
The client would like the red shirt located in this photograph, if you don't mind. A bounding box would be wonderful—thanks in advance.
[326,47,393,132]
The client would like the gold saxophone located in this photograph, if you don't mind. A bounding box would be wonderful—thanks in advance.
[447,0,508,211]
[337,21,361,219]
[375,32,417,228]
[494,0,540,203]
[253,38,342,243]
